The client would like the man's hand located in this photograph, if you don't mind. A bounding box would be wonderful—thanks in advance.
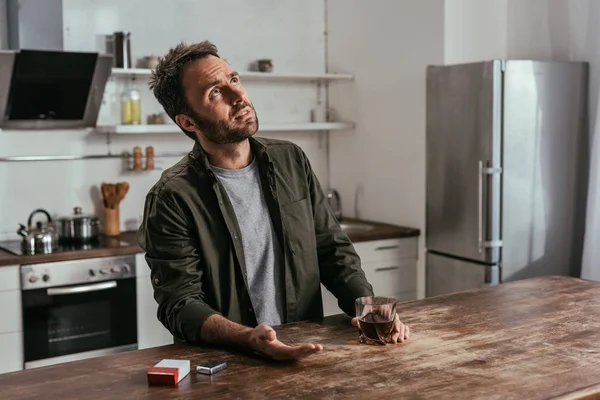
[351,314,410,344]
[248,324,323,361]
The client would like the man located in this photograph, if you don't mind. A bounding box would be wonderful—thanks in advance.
[137,41,409,361]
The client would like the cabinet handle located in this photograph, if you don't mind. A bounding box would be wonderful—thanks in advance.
[375,266,400,272]
[375,245,399,251]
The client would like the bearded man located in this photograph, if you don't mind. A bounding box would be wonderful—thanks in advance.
[137,41,410,361]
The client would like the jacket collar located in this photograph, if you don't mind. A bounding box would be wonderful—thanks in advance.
[190,136,270,179]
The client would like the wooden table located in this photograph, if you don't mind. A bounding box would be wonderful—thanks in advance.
[3,276,600,399]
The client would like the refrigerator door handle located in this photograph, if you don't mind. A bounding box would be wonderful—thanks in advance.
[478,160,503,253]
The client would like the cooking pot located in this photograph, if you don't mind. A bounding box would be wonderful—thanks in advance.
[58,207,100,243]
[17,209,60,255]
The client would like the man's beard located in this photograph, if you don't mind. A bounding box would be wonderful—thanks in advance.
[191,103,259,145]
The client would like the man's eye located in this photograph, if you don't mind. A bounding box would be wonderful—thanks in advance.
[232,77,240,85]
[209,88,221,98]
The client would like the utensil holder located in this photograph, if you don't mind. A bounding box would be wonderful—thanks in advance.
[104,207,120,236]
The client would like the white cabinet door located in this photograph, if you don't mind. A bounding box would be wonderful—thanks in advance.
[0,265,23,374]
[135,254,173,349]
[0,265,20,291]
[0,332,23,374]
[0,290,21,335]
[362,258,417,299]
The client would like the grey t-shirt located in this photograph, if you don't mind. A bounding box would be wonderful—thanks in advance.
[210,158,285,326]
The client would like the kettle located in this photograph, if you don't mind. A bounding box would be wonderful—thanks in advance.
[17,209,60,255]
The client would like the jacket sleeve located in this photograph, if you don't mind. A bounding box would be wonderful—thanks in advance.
[298,148,375,316]
[137,190,221,344]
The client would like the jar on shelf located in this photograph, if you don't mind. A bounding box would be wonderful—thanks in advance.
[120,79,141,125]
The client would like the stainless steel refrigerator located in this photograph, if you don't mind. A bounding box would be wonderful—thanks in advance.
[425,60,589,297]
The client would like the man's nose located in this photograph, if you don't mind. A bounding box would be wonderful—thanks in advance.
[228,87,245,105]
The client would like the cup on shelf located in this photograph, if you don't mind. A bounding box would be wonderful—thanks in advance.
[257,59,273,72]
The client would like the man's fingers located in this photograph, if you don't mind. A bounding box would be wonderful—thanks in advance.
[387,318,409,344]
[291,344,323,359]
[267,341,323,361]
[398,324,405,343]
[351,318,358,327]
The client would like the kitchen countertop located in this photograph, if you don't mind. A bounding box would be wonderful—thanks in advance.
[0,218,419,267]
[0,231,141,267]
[2,276,599,399]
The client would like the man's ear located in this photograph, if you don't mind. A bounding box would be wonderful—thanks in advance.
[175,114,197,133]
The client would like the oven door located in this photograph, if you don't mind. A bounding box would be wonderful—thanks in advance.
[22,277,137,369]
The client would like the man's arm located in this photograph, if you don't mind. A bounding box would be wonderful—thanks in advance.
[137,190,222,344]
[199,314,252,345]
[138,188,322,359]
[201,315,323,359]
[297,148,375,316]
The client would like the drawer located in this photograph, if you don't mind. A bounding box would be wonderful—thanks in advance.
[0,265,20,292]
[0,290,22,334]
[354,237,418,264]
[363,259,417,297]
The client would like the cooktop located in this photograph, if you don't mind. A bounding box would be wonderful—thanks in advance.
[0,237,132,256]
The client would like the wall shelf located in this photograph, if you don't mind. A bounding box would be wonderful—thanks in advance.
[0,151,188,163]
[111,68,353,81]
[97,122,354,135]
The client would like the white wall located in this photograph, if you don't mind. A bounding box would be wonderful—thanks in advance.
[0,0,330,239]
[503,0,600,279]
[505,0,600,142]
[327,0,445,299]
[444,0,507,64]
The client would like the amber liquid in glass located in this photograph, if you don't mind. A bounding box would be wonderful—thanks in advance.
[358,312,394,343]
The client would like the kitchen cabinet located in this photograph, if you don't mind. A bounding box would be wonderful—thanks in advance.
[321,237,418,317]
[135,254,174,349]
[0,265,23,374]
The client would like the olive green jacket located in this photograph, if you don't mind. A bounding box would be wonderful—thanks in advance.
[137,137,374,344]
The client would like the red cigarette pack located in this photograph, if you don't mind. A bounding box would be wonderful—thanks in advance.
[147,359,191,386]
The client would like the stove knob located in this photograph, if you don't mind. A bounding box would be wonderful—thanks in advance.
[42,274,50,282]
[110,267,121,274]
[28,275,38,283]
[121,265,130,274]
[89,269,96,277]
[99,269,109,275]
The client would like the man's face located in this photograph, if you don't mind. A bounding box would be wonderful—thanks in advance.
[179,55,259,144]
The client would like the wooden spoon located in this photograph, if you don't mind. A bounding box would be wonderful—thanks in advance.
[100,182,109,209]
[116,182,129,205]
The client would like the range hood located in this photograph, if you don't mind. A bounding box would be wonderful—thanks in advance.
[0,49,113,130]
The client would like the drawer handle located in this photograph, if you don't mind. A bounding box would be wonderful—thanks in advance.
[375,245,399,251]
[375,266,400,272]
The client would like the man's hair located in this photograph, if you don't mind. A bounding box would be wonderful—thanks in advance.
[149,41,220,139]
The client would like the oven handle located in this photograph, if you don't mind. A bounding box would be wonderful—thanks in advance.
[47,280,117,296]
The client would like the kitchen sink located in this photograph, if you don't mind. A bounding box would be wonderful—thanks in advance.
[339,222,375,233]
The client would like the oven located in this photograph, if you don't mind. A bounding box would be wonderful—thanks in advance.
[20,255,138,369]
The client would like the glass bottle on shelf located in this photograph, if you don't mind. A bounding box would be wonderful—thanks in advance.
[120,78,141,125]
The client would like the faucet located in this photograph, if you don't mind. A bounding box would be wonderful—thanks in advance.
[326,189,342,221]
